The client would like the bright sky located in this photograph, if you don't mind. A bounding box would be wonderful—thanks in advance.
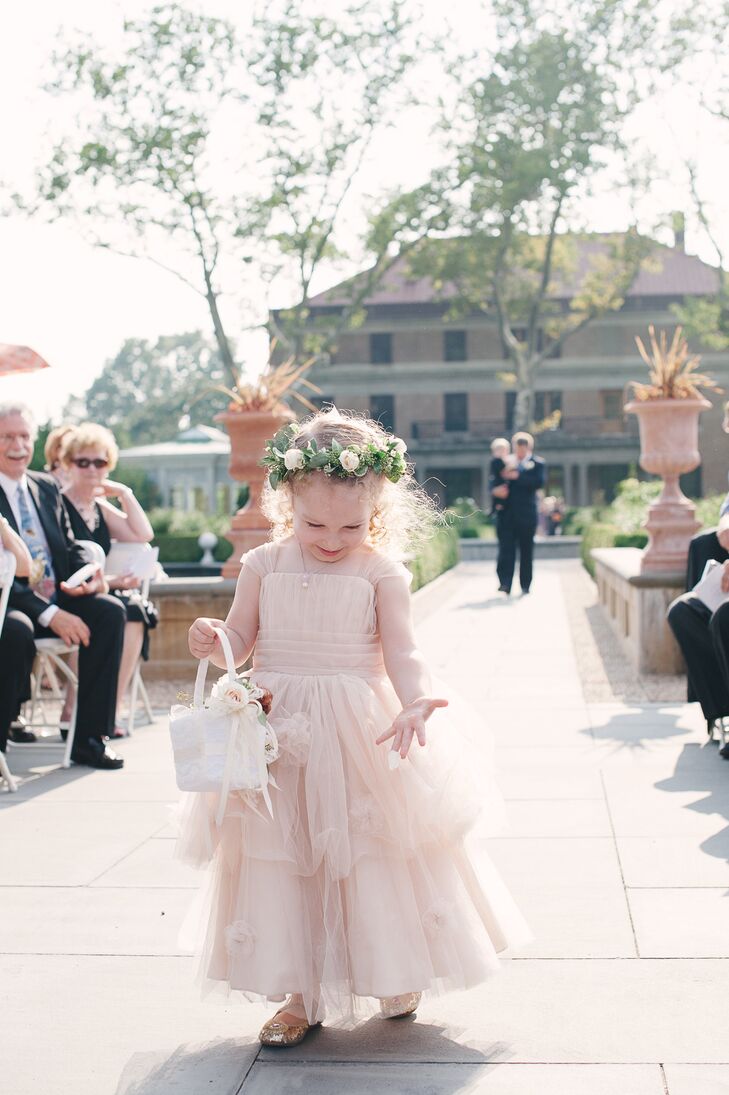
[1,0,728,423]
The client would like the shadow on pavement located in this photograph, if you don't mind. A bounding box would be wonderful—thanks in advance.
[0,744,89,807]
[654,743,729,870]
[586,709,702,750]
[114,1021,510,1093]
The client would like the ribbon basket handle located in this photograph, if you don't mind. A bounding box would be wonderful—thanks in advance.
[193,626,239,708]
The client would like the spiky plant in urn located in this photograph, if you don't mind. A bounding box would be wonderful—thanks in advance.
[625,326,721,573]
[214,350,320,577]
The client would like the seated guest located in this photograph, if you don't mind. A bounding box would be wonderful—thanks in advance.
[44,424,75,489]
[59,423,156,737]
[0,402,126,768]
[667,437,729,758]
[0,515,35,750]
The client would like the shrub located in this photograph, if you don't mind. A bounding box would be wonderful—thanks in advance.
[154,532,234,563]
[581,523,621,578]
[408,526,459,592]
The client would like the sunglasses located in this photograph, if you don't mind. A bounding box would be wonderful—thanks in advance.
[71,458,109,469]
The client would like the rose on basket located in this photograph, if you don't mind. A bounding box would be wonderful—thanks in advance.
[205,674,279,766]
[169,626,280,824]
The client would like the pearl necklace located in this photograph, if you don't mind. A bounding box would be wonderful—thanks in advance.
[298,542,331,589]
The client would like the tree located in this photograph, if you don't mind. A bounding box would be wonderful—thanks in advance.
[662,4,729,350]
[71,331,230,446]
[23,2,423,385]
[405,0,653,430]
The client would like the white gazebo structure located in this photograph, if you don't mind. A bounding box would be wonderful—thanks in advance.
[119,425,235,513]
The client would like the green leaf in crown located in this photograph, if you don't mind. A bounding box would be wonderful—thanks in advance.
[260,425,409,489]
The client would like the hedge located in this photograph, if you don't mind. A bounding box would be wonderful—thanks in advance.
[408,525,460,592]
[153,533,234,563]
[580,523,650,577]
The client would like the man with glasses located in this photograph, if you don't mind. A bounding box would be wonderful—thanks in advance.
[0,402,125,768]
[492,431,546,596]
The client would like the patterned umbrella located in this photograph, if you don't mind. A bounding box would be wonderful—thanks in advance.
[0,344,50,376]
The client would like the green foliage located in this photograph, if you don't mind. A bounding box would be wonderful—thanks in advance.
[404,0,653,431]
[695,493,726,529]
[608,477,662,534]
[445,497,491,539]
[147,508,231,537]
[29,421,53,471]
[111,466,161,510]
[29,2,421,377]
[153,533,234,564]
[408,525,459,593]
[74,331,230,446]
[581,523,621,577]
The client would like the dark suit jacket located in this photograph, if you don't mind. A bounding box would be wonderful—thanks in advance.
[0,471,87,623]
[503,456,546,523]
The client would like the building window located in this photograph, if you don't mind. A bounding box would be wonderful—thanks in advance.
[444,330,467,362]
[370,394,395,433]
[601,390,623,419]
[444,392,469,432]
[370,333,392,364]
[505,391,517,432]
[504,327,560,359]
[534,391,563,421]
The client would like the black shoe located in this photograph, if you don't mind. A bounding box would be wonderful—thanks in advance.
[521,588,530,595]
[71,745,124,770]
[8,727,38,744]
[719,742,729,760]
[497,586,511,595]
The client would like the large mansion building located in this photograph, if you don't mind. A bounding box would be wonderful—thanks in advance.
[294,234,728,508]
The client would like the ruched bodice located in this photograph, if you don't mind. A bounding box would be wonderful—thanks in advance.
[254,572,386,678]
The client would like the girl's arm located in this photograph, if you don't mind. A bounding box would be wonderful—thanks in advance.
[375,575,448,759]
[97,483,154,542]
[1,516,33,577]
[188,563,261,670]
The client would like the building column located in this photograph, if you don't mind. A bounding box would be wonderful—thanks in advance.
[577,462,589,507]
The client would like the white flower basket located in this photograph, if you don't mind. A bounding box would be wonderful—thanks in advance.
[169,627,278,824]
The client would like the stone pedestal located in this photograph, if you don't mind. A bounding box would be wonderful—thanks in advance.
[592,547,684,675]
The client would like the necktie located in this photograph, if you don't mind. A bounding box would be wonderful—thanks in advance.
[16,485,56,601]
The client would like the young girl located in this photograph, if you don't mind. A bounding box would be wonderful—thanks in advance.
[181,408,531,1046]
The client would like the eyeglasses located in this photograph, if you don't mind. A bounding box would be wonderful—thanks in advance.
[71,458,109,469]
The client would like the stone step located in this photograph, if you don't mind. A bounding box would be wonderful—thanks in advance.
[459,535,582,560]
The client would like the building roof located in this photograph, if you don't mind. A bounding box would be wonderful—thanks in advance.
[120,423,230,460]
[306,234,720,311]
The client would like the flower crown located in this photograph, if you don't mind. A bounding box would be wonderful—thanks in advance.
[260,422,408,490]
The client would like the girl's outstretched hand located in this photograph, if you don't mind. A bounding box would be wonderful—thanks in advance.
[375,696,449,764]
[188,617,227,659]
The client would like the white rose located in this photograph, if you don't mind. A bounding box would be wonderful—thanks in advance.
[210,678,249,710]
[284,448,305,470]
[392,438,407,455]
[339,450,360,472]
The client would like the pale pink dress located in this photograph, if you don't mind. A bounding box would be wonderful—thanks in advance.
[176,539,532,1023]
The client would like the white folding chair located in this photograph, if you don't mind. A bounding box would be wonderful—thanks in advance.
[0,552,19,791]
[105,541,157,733]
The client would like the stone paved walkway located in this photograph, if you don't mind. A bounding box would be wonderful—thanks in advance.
[1,559,728,1094]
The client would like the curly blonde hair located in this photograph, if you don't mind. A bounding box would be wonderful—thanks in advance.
[261,408,441,557]
[59,422,119,470]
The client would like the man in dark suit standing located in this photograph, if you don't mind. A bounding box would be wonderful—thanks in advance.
[0,402,126,768]
[491,431,546,595]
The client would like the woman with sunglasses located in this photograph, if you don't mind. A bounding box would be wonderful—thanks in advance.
[59,423,156,736]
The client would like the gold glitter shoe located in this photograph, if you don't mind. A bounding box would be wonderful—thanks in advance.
[380,991,422,1019]
[258,1001,321,1047]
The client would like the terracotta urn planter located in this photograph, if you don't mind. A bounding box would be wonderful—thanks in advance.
[216,407,295,577]
[624,397,711,573]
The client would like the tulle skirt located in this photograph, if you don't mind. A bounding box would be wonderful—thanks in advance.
[174,669,533,1024]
